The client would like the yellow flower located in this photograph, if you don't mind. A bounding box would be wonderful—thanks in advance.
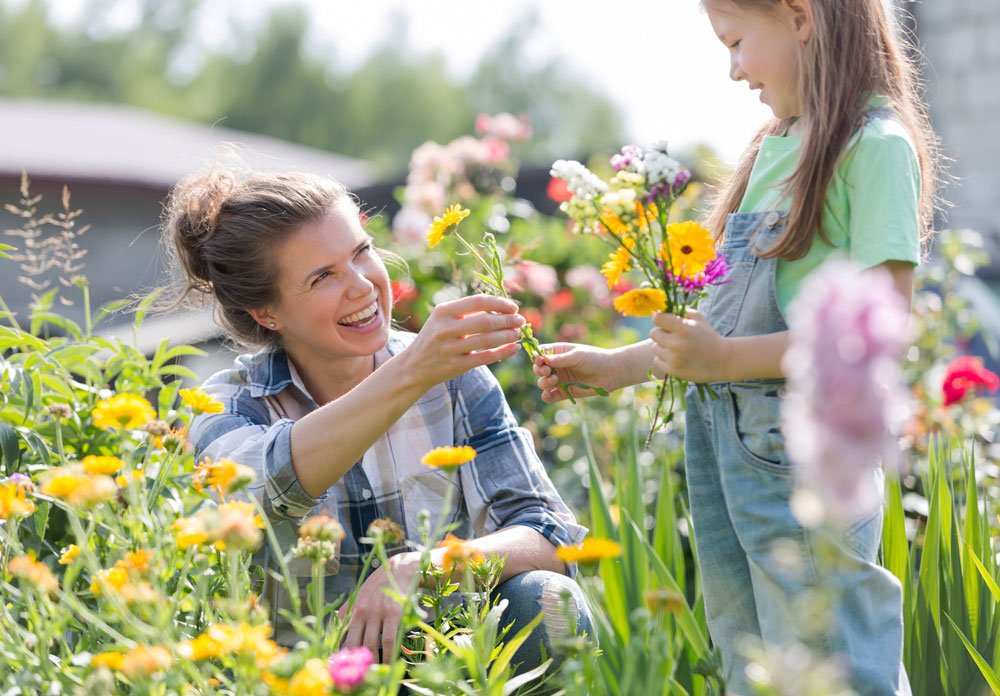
[58,544,81,565]
[179,622,281,666]
[40,467,117,509]
[172,516,209,549]
[7,555,58,595]
[555,537,622,564]
[0,480,35,520]
[179,387,224,415]
[82,455,124,476]
[288,658,333,695]
[116,470,144,488]
[215,500,266,551]
[91,651,125,671]
[600,236,636,289]
[645,587,687,614]
[193,456,254,496]
[661,220,716,278]
[420,445,477,470]
[90,565,129,596]
[614,288,668,317]
[91,393,156,430]
[119,645,171,679]
[436,533,484,573]
[119,549,153,574]
[426,204,471,248]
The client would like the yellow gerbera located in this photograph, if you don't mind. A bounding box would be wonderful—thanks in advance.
[426,204,471,248]
[82,455,124,476]
[421,445,477,470]
[91,393,156,430]
[555,537,623,564]
[613,288,668,317]
[661,221,716,278]
[179,387,224,415]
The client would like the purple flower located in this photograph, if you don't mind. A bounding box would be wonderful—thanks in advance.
[781,260,910,524]
[665,255,730,293]
[611,145,643,172]
[328,646,373,691]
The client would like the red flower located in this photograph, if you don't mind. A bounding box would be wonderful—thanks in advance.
[546,177,572,203]
[546,288,575,314]
[391,280,418,305]
[941,356,1000,406]
[520,307,543,332]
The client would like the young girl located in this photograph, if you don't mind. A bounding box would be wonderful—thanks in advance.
[535,1,938,693]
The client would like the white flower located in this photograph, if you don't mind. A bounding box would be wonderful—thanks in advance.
[550,159,608,199]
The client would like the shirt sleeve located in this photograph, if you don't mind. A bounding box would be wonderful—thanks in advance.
[187,372,326,522]
[450,365,588,552]
[843,124,922,269]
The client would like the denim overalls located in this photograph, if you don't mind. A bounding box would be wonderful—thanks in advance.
[684,206,912,695]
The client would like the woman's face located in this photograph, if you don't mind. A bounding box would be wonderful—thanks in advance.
[262,205,391,366]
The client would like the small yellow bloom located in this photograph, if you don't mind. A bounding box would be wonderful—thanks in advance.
[91,393,156,430]
[119,645,171,679]
[436,533,484,573]
[120,549,153,574]
[614,288,668,317]
[661,220,716,279]
[179,387,225,415]
[600,236,636,288]
[0,480,35,520]
[173,516,209,549]
[193,456,254,496]
[115,470,144,488]
[58,544,81,565]
[90,565,129,596]
[426,204,471,248]
[40,467,117,509]
[420,445,477,470]
[555,537,622,564]
[7,555,58,595]
[82,455,124,476]
[215,501,266,551]
[288,658,333,695]
[91,651,125,671]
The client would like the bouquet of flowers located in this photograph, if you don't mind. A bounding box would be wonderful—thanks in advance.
[550,143,730,445]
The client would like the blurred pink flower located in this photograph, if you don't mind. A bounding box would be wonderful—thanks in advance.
[781,260,910,524]
[392,205,433,246]
[475,112,532,141]
[941,355,999,406]
[327,646,373,691]
[565,265,610,303]
[509,261,558,297]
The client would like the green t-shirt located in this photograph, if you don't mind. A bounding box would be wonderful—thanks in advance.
[738,110,922,315]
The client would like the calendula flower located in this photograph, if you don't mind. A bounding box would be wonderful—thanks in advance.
[58,544,81,565]
[7,555,58,595]
[328,646,374,691]
[662,221,716,278]
[555,537,622,564]
[366,518,405,545]
[82,455,124,476]
[90,565,129,596]
[421,445,476,470]
[614,288,667,317]
[179,622,281,666]
[91,651,125,671]
[119,645,171,679]
[215,500,266,551]
[115,470,144,488]
[436,533,484,572]
[0,478,35,520]
[299,514,346,542]
[193,456,254,496]
[179,387,224,415]
[426,204,470,248]
[173,515,209,549]
[288,658,333,695]
[40,467,116,509]
[600,236,636,288]
[91,393,156,430]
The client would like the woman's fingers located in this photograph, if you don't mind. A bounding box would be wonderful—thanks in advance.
[380,615,401,663]
[362,619,382,659]
[343,615,364,648]
[460,328,522,353]
[439,293,520,318]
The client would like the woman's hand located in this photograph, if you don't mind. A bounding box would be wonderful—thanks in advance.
[532,343,616,403]
[339,551,421,663]
[650,310,729,383]
[403,294,525,391]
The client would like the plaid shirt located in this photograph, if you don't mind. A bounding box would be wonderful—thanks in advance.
[188,331,586,642]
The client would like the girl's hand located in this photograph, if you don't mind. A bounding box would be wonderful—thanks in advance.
[340,551,420,663]
[405,294,525,389]
[532,343,615,403]
[650,310,729,383]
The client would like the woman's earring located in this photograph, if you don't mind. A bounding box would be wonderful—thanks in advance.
[268,322,276,329]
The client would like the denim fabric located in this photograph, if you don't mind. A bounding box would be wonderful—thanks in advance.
[493,570,593,677]
[685,210,911,695]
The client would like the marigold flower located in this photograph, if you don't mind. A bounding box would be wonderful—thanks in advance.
[600,236,635,288]
[215,500,266,551]
[173,516,209,549]
[662,221,716,278]
[193,456,254,497]
[82,455,124,476]
[7,555,59,595]
[436,533,484,572]
[0,479,36,520]
[941,356,1000,406]
[179,622,281,666]
[91,651,125,671]
[613,288,667,317]
[420,445,476,470]
[58,544,81,565]
[328,646,374,691]
[179,387,225,415]
[90,565,129,596]
[119,645,171,679]
[555,537,622,564]
[426,204,470,248]
[299,514,346,542]
[40,467,117,509]
[91,393,156,430]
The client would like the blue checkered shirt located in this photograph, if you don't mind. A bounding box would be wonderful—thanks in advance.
[188,331,586,642]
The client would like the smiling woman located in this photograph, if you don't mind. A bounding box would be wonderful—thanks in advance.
[163,166,591,671]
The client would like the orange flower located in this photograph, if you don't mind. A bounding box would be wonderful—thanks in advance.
[7,555,58,595]
[0,479,35,520]
[91,651,125,671]
[555,537,622,564]
[58,544,81,565]
[426,205,471,248]
[436,533,484,573]
[193,456,254,496]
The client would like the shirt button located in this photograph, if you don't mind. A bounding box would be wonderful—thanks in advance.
[371,558,380,568]
[764,211,781,228]
[362,489,372,500]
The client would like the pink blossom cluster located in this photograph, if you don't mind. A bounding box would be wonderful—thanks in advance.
[781,260,910,523]
[327,645,373,692]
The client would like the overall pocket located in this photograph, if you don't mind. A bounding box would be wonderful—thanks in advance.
[727,382,790,475]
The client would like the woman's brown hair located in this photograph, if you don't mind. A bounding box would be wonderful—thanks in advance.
[703,0,941,259]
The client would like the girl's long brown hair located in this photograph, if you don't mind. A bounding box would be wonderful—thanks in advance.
[704,0,941,259]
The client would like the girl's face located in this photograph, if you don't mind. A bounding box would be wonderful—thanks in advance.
[704,0,812,121]
[259,205,391,367]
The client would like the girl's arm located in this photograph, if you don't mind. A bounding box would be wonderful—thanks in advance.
[533,340,658,402]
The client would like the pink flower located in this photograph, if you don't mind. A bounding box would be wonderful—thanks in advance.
[327,646,373,691]
[941,356,999,406]
[508,261,558,297]
[475,112,532,141]
[782,260,910,524]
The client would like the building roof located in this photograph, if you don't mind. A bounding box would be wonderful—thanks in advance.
[0,98,374,190]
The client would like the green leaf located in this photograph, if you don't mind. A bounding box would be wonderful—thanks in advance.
[945,613,1000,694]
[0,422,20,475]
[132,288,164,330]
[882,472,909,587]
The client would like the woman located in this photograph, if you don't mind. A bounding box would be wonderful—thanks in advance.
[165,167,590,671]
